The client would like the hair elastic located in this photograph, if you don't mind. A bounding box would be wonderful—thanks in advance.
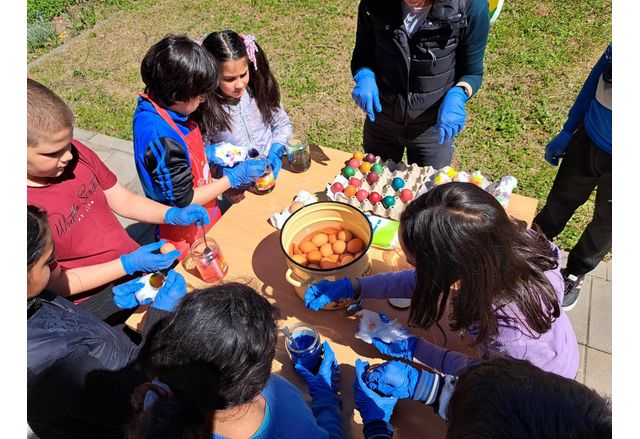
[240,34,259,70]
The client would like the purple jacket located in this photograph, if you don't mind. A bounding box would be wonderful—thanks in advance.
[204,91,293,157]
[359,242,579,379]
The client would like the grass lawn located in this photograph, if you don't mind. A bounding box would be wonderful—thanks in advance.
[27,0,612,254]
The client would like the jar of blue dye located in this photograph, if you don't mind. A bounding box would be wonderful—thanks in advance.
[285,322,324,374]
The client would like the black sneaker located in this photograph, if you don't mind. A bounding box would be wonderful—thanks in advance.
[561,269,585,311]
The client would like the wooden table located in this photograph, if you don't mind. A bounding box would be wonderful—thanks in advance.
[127,145,537,438]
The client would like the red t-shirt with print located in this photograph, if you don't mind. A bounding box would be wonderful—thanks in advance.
[28,140,139,270]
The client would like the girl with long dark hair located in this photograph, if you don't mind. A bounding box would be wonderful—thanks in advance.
[305,182,579,379]
[199,30,293,184]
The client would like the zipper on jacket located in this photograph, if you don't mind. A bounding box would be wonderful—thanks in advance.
[238,97,257,152]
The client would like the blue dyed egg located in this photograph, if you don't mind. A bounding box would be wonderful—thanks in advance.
[391,177,405,191]
[382,196,396,208]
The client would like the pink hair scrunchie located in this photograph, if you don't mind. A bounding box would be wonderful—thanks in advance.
[240,34,259,70]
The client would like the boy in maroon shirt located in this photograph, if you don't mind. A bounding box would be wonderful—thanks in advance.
[27,78,207,297]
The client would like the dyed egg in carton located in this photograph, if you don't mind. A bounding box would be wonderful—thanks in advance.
[325,157,436,221]
[426,166,518,208]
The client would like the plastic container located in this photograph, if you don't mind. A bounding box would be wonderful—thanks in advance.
[285,322,324,373]
[190,237,228,283]
[280,201,373,309]
[286,132,310,173]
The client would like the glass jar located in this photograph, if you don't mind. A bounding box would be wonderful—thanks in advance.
[190,237,228,283]
[286,132,310,173]
[285,322,324,374]
[248,148,276,194]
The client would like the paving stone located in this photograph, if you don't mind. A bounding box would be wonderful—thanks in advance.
[576,344,586,384]
[584,347,612,397]
[589,260,608,280]
[91,133,134,154]
[73,127,97,143]
[588,277,612,353]
[103,149,138,187]
[566,275,591,345]
[606,261,612,281]
[125,177,144,196]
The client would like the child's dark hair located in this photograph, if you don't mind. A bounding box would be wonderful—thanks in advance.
[400,182,560,346]
[28,205,51,272]
[447,357,612,438]
[200,30,282,133]
[27,78,75,147]
[127,283,279,439]
[140,34,218,107]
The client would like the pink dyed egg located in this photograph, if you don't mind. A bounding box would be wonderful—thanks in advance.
[355,189,369,202]
[348,178,363,188]
[331,182,344,194]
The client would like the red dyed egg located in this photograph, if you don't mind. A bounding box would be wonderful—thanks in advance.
[400,188,414,203]
[366,172,380,185]
[348,177,362,188]
[364,153,376,163]
[355,189,369,202]
[368,191,382,204]
[331,182,344,194]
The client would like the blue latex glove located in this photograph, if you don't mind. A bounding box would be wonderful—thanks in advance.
[164,204,210,226]
[435,86,469,145]
[354,359,398,423]
[223,158,268,189]
[544,130,573,166]
[304,278,355,311]
[352,68,382,122]
[294,341,340,396]
[112,277,147,309]
[268,142,285,179]
[151,269,187,312]
[120,240,181,275]
[365,360,441,404]
[204,143,228,167]
[365,360,419,399]
[371,321,419,361]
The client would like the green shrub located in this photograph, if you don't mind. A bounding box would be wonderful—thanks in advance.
[27,19,58,51]
[27,0,78,22]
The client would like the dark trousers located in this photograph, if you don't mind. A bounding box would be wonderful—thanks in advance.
[533,125,611,276]
[362,112,454,168]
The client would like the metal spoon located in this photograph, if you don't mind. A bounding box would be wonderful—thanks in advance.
[282,326,301,350]
[200,222,213,258]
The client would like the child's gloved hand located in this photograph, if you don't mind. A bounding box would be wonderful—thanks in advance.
[112,277,147,309]
[120,241,181,275]
[544,130,573,166]
[164,204,210,226]
[268,142,285,179]
[372,332,419,361]
[352,68,382,122]
[365,360,441,404]
[435,86,468,145]
[224,158,267,188]
[304,278,355,311]
[294,341,340,396]
[354,359,398,423]
[151,270,187,312]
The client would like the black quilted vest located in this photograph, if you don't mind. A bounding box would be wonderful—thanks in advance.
[364,0,470,124]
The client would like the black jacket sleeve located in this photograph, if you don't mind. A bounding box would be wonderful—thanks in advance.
[28,345,145,439]
[351,0,377,77]
[143,137,195,207]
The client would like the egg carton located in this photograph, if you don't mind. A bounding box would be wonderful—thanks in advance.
[325,157,436,221]
[424,166,518,208]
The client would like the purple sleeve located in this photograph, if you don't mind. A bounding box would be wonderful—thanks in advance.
[270,104,293,145]
[358,270,416,299]
[413,338,480,376]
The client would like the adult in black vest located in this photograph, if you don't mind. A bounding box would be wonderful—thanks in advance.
[27,205,187,439]
[351,0,489,168]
